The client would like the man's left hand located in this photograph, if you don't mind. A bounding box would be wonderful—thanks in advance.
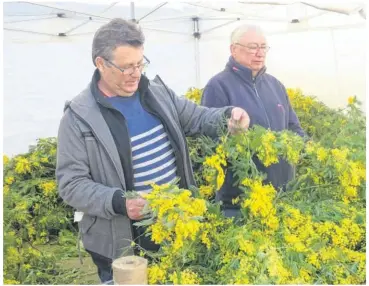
[228,107,250,134]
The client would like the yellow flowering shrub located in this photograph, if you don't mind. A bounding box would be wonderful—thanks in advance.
[287,88,365,163]
[3,138,81,284]
[139,136,364,284]
[130,88,368,284]
[2,87,365,285]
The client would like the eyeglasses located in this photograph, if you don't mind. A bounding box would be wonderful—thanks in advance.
[235,43,270,54]
[104,57,150,75]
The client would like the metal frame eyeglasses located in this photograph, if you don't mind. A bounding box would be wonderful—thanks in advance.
[104,56,150,75]
[235,43,270,53]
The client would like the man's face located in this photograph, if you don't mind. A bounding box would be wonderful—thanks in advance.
[231,30,268,74]
[97,45,145,96]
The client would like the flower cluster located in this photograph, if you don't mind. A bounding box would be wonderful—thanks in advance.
[241,178,279,231]
[184,87,203,105]
[203,144,227,190]
[143,184,207,251]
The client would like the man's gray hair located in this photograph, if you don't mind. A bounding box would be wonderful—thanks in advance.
[92,18,145,66]
[230,24,264,44]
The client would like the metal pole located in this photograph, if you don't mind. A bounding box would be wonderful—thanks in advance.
[130,2,136,22]
[193,17,201,88]
[194,37,200,87]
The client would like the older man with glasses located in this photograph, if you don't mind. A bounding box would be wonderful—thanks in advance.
[56,18,250,284]
[201,24,305,218]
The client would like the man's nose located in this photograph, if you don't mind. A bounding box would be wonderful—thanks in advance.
[131,67,141,77]
[255,50,265,57]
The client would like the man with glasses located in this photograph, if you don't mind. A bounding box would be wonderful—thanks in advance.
[201,24,305,218]
[56,18,250,284]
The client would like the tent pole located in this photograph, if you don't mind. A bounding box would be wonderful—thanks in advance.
[195,37,200,88]
[130,2,136,22]
[193,17,201,88]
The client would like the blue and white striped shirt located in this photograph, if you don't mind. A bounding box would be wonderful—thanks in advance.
[106,92,177,193]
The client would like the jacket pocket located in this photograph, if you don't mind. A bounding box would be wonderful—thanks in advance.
[79,215,97,234]
[83,131,108,185]
[85,216,111,236]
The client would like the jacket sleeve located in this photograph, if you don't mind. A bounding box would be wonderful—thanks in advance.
[201,79,230,108]
[56,108,126,220]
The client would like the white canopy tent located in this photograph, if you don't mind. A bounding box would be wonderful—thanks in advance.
[3,1,367,155]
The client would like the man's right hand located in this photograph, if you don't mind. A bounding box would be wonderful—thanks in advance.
[126,197,147,220]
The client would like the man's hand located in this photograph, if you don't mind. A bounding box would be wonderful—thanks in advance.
[228,107,250,134]
[126,197,147,220]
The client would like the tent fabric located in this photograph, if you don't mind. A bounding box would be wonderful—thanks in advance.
[4,2,366,35]
[3,2,366,38]
[3,1,367,155]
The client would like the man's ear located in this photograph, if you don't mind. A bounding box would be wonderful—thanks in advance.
[230,44,236,57]
[95,57,106,72]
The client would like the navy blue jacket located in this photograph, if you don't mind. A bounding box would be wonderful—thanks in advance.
[201,56,305,208]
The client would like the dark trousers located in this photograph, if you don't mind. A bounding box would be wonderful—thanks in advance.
[223,208,242,218]
[86,249,114,285]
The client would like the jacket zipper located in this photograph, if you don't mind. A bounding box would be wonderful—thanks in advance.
[253,79,271,129]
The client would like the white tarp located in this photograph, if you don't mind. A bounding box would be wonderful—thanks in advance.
[3,1,367,155]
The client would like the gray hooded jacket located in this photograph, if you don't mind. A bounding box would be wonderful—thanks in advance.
[56,73,232,259]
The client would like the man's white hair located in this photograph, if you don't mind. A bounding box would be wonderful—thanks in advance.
[230,24,264,44]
